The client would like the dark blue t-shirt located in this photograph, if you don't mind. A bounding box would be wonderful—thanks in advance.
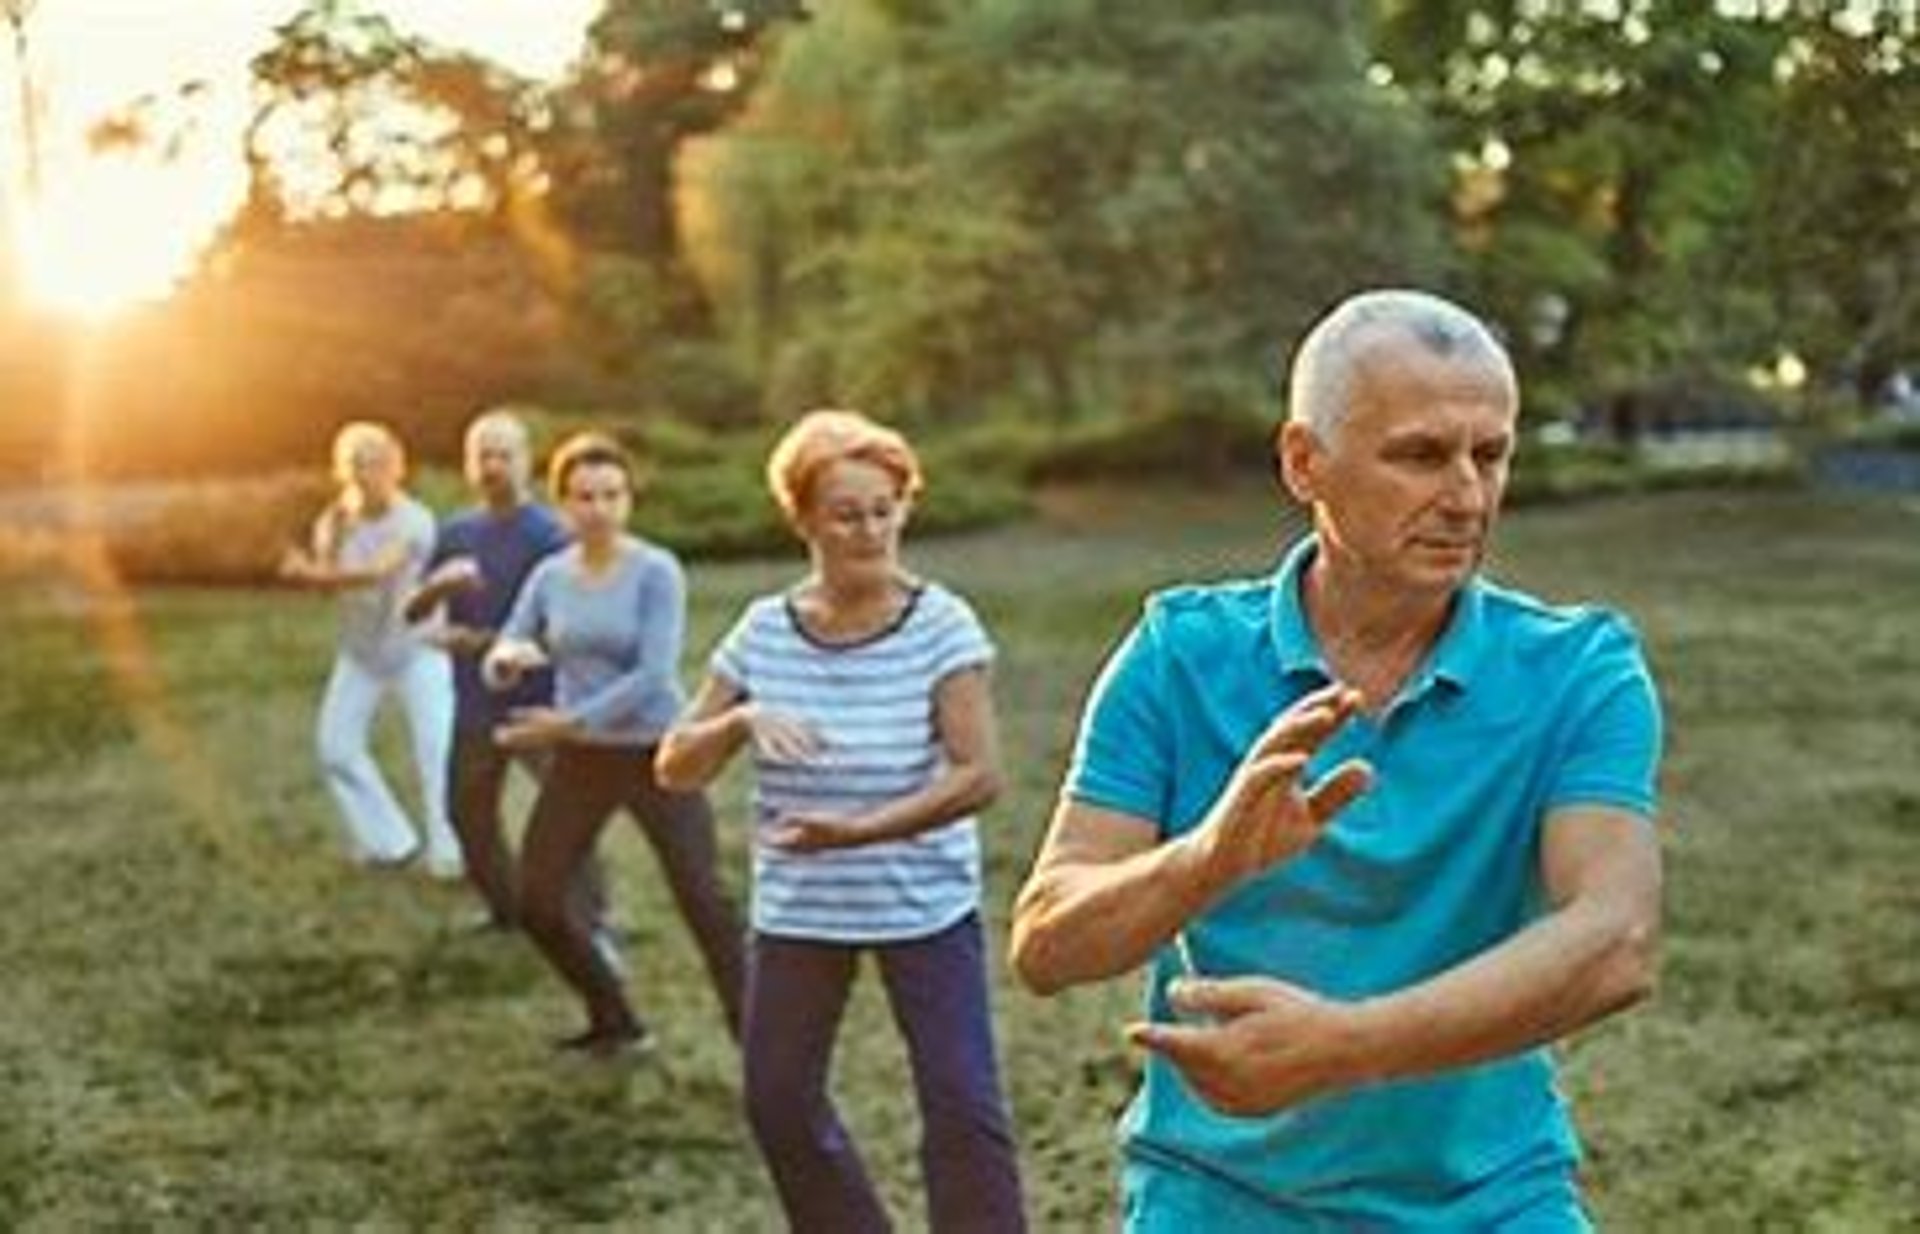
[427,502,570,731]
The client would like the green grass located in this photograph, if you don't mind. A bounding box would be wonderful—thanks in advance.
[2,485,1917,1230]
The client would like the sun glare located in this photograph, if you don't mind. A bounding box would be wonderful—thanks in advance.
[18,155,225,322]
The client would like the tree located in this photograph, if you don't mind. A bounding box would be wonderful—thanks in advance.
[1373,0,1919,417]
[552,2,805,298]
[689,0,1445,424]
[233,0,554,232]
[1755,9,1919,403]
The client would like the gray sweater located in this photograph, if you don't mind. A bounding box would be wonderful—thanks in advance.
[498,536,688,746]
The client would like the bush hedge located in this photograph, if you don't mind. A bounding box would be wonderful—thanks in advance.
[0,420,1031,585]
[0,472,331,588]
[0,409,1810,588]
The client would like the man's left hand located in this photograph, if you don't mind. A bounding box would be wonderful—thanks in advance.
[431,624,494,657]
[1127,976,1363,1116]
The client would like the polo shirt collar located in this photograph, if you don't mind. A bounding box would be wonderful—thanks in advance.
[1268,535,1490,699]
[1270,536,1333,682]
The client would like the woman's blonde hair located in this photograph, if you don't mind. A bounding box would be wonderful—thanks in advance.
[766,409,923,521]
[330,421,405,487]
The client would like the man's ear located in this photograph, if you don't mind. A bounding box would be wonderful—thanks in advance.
[1275,421,1320,506]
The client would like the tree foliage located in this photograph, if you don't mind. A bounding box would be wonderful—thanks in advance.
[687,0,1445,424]
[233,0,553,230]
[1755,9,1920,400]
[4,0,1917,484]
[1374,0,1919,415]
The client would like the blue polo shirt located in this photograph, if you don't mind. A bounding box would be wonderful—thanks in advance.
[426,503,570,732]
[1066,536,1662,1230]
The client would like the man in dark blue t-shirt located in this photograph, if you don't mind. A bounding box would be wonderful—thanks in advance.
[406,409,573,928]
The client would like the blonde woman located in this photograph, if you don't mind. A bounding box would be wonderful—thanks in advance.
[657,410,1027,1233]
[281,421,461,876]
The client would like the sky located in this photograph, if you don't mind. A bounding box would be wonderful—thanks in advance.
[2,0,602,316]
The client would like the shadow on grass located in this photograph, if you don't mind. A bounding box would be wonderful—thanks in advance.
[165,939,529,1036]
[440,1076,740,1223]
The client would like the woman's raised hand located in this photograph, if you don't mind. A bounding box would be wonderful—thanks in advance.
[742,704,826,764]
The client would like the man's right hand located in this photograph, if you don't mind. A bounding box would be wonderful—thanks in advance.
[433,624,494,657]
[427,556,484,592]
[1185,683,1373,892]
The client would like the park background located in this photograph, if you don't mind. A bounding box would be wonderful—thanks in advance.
[1,1,1915,1228]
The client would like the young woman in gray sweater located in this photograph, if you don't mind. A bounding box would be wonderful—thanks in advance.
[485,433,744,1057]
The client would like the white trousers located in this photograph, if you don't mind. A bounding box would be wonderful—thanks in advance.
[314,648,459,870]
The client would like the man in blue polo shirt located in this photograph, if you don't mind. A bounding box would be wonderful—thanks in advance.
[1011,289,1663,1230]
[405,409,574,928]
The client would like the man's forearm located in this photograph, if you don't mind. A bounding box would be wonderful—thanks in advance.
[402,574,460,623]
[1350,892,1657,1086]
[1011,835,1225,996]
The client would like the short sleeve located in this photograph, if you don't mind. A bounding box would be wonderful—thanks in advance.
[1546,615,1663,820]
[926,587,995,681]
[1062,601,1175,827]
[402,504,437,572]
[709,601,762,694]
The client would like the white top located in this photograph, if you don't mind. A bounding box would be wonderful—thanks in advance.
[332,496,437,673]
[712,582,995,943]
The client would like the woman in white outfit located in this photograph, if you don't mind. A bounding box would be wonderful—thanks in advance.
[281,421,462,877]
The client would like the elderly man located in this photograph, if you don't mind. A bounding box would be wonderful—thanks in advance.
[404,410,573,928]
[1011,290,1663,1230]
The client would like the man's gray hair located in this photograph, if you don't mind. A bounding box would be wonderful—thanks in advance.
[1286,289,1514,439]
[466,407,533,455]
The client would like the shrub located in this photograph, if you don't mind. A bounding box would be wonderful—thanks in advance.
[635,434,1028,560]
[107,473,333,585]
[1506,438,1801,506]
[0,473,330,587]
[1023,408,1273,485]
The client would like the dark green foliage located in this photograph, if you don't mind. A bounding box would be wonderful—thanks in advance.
[690,0,1445,425]
[1022,408,1275,485]
[1852,421,1920,453]
[630,425,1030,559]
[1373,2,1919,416]
[551,0,806,296]
[1503,441,1800,507]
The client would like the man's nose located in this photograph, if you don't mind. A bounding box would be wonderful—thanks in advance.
[1440,455,1489,515]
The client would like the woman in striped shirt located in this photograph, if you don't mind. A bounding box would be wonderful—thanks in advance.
[657,410,1027,1233]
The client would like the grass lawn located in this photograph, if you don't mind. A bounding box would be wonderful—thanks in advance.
[2,486,1916,1230]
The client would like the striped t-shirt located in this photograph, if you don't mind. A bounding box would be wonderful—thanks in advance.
[712,581,995,943]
